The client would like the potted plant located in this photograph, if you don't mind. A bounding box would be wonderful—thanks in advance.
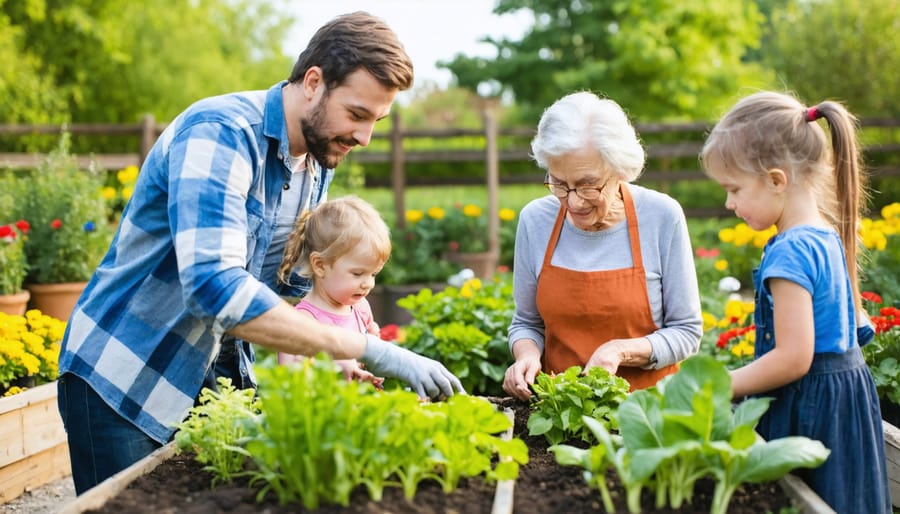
[438,203,513,279]
[394,274,516,395]
[0,220,30,315]
[370,208,457,325]
[7,134,114,320]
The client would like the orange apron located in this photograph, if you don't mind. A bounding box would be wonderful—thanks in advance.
[536,183,677,390]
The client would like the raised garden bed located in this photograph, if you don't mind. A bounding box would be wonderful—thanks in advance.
[884,419,900,509]
[0,382,70,504]
[56,397,844,514]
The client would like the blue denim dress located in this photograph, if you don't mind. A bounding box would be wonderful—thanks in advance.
[751,264,892,513]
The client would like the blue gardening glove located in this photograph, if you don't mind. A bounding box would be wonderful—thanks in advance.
[361,335,465,399]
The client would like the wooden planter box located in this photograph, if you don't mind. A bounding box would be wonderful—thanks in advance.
[0,381,70,503]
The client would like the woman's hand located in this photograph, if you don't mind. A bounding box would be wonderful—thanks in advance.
[585,337,653,375]
[503,340,542,400]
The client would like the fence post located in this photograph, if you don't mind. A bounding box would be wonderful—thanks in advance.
[481,97,501,262]
[390,110,406,229]
[139,114,156,167]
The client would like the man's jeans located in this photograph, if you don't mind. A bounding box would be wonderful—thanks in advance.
[57,373,162,495]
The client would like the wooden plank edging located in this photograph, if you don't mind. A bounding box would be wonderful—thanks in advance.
[778,474,836,514]
[491,407,515,514]
[0,382,58,415]
[57,441,176,514]
[883,419,900,508]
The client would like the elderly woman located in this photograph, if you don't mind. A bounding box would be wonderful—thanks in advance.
[503,92,702,399]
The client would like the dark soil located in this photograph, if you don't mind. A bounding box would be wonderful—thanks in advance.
[86,397,796,514]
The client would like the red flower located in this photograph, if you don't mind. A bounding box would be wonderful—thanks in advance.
[862,291,883,305]
[379,324,399,342]
[695,247,721,259]
[880,306,900,318]
[0,224,14,240]
[50,219,63,229]
[14,219,30,234]
[448,241,460,251]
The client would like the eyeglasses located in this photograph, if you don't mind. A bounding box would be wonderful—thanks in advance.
[543,177,612,200]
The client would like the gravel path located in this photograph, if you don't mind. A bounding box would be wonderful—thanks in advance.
[1,477,76,513]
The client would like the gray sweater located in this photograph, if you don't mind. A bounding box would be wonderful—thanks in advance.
[508,185,702,368]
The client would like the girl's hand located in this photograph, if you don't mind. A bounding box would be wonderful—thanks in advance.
[336,358,384,388]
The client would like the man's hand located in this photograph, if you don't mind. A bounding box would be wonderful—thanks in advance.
[361,335,465,399]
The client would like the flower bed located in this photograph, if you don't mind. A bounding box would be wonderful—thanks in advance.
[0,381,69,503]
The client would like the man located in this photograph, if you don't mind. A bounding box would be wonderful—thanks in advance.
[57,11,463,495]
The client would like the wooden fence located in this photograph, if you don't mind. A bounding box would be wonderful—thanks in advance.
[2,111,899,223]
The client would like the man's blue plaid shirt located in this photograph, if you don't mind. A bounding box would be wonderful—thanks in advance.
[58,81,333,442]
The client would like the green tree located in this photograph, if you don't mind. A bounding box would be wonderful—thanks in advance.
[763,0,900,117]
[440,0,772,121]
[1,0,292,125]
[0,0,68,146]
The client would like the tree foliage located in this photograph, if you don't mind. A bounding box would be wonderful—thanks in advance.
[440,0,772,121]
[1,0,293,125]
[763,0,900,117]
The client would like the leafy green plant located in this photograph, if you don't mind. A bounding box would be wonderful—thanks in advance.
[0,220,29,295]
[173,377,260,485]
[527,365,630,446]
[396,275,515,395]
[231,355,527,509]
[861,291,900,405]
[6,134,114,284]
[551,356,829,514]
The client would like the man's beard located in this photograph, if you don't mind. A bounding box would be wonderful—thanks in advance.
[301,99,355,169]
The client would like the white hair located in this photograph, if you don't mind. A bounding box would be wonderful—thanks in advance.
[530,91,645,181]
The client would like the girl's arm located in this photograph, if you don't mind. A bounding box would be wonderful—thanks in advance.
[731,278,816,398]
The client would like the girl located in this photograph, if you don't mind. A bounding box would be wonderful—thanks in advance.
[277,195,388,386]
[701,91,891,513]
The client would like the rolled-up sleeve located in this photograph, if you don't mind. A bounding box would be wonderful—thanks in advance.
[167,121,281,334]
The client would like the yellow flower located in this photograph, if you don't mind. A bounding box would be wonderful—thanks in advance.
[463,204,482,218]
[405,209,424,224]
[499,208,516,222]
[724,298,746,321]
[714,259,728,271]
[459,278,483,298]
[702,312,717,332]
[121,186,134,201]
[427,207,446,220]
[0,310,65,393]
[718,227,736,244]
[881,202,900,221]
[731,338,754,358]
[101,186,118,200]
[117,165,140,186]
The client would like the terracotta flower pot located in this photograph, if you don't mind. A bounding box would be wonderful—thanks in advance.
[444,251,499,280]
[26,281,88,321]
[0,290,30,316]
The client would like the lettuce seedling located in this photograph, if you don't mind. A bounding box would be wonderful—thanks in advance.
[528,366,630,445]
[173,377,260,485]
[552,356,830,514]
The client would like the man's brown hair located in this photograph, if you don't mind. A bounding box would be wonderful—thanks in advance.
[288,11,413,91]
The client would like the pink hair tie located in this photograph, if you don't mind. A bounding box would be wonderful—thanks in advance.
[806,106,820,122]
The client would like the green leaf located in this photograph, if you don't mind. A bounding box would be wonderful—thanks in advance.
[734,437,830,483]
